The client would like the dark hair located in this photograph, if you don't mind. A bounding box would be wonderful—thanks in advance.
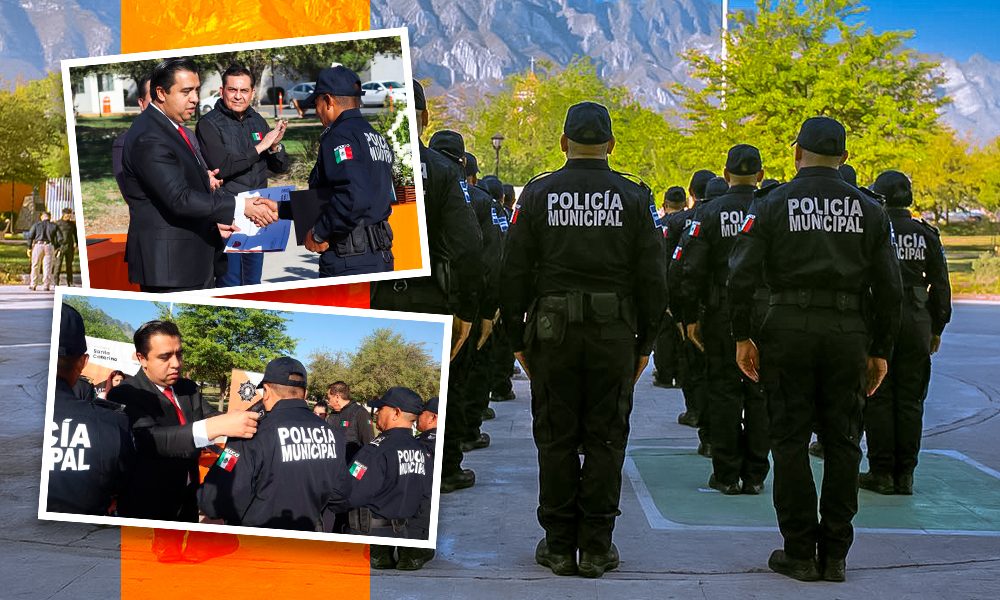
[134,320,181,357]
[103,370,126,391]
[314,400,329,409]
[502,184,516,209]
[150,58,199,99]
[327,381,350,398]
[664,186,687,206]
[136,74,151,100]
[221,64,255,89]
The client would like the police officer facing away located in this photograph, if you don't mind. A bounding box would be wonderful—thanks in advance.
[652,186,688,389]
[502,102,667,578]
[861,170,951,495]
[679,144,770,496]
[45,304,134,516]
[25,211,62,291]
[302,66,395,277]
[199,357,349,531]
[345,387,430,556]
[728,116,902,582]
[54,208,78,286]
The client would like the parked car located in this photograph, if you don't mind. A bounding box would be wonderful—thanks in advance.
[199,91,220,113]
[285,82,316,107]
[361,80,407,107]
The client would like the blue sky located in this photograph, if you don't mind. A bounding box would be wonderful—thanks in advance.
[78,296,445,364]
[724,0,997,62]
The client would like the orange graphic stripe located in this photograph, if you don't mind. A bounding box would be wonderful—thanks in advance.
[121,3,372,598]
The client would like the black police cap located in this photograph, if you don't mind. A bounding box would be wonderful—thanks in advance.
[304,66,362,105]
[705,176,730,200]
[872,170,913,207]
[464,152,480,177]
[726,144,762,176]
[59,303,87,356]
[428,130,465,163]
[664,186,686,206]
[412,79,426,110]
[794,116,846,157]
[563,101,613,145]
[260,356,308,388]
[369,386,424,415]
[479,175,504,201]
[423,396,439,414]
[689,169,716,200]
[839,164,858,187]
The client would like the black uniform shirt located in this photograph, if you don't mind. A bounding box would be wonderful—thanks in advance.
[55,219,78,250]
[26,220,61,246]
[728,166,902,358]
[198,398,348,531]
[502,159,667,354]
[463,181,503,317]
[309,108,395,242]
[327,400,375,462]
[678,184,756,322]
[46,377,134,516]
[663,207,695,317]
[345,427,428,520]
[369,143,482,321]
[886,206,952,334]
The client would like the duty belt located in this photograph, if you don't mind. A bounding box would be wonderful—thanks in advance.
[769,289,861,311]
[539,291,636,325]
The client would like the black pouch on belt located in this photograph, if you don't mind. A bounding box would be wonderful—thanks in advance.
[589,292,620,324]
[334,220,369,257]
[536,296,568,345]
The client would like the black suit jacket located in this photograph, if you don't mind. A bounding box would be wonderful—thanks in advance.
[109,368,220,521]
[120,106,236,288]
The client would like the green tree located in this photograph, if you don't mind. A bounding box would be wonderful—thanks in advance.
[900,128,977,222]
[172,305,296,394]
[346,328,440,402]
[277,38,403,82]
[306,349,351,399]
[676,0,947,183]
[0,76,64,185]
[62,297,132,343]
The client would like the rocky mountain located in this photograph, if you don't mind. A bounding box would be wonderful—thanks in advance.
[373,0,1000,143]
[0,0,118,82]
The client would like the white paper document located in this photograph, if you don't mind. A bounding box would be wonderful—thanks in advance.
[225,185,295,253]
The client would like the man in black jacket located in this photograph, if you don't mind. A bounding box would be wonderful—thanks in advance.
[196,64,288,288]
[25,211,61,291]
[120,58,277,292]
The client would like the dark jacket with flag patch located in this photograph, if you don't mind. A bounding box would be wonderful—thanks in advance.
[198,398,349,531]
[342,427,428,521]
[326,399,375,463]
[196,100,288,195]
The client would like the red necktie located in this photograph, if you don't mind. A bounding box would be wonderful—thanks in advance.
[163,386,186,425]
[176,126,196,156]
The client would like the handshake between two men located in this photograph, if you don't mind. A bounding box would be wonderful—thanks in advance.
[217,195,281,239]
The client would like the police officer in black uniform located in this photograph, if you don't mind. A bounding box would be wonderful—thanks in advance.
[198,357,349,531]
[345,387,430,568]
[488,181,518,403]
[728,117,902,582]
[860,170,951,495]
[46,304,134,516]
[677,145,770,495]
[665,170,714,452]
[54,208,78,286]
[369,81,482,493]
[302,66,395,276]
[394,396,439,570]
[502,102,666,578]
[652,186,688,388]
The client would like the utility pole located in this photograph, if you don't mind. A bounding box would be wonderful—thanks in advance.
[721,0,729,129]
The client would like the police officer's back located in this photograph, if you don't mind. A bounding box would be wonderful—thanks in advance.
[302,66,395,277]
[198,357,348,531]
[46,304,134,516]
[344,387,429,540]
[389,396,439,571]
[860,171,950,496]
[501,102,666,578]
[728,117,902,582]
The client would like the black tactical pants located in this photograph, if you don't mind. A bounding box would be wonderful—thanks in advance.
[442,340,473,476]
[54,246,74,286]
[865,304,932,477]
[527,323,636,555]
[758,306,867,561]
[488,317,515,397]
[680,336,710,443]
[653,312,684,385]
[458,319,494,442]
[704,306,769,487]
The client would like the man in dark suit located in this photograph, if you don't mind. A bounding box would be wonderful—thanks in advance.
[109,320,259,558]
[119,58,278,292]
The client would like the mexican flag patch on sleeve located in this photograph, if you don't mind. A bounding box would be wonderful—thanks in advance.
[349,460,368,480]
[252,132,263,142]
[334,144,353,163]
[216,447,240,472]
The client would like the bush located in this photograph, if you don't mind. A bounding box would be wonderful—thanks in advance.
[972,251,1000,291]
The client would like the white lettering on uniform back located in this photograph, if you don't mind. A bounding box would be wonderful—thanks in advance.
[547,190,624,228]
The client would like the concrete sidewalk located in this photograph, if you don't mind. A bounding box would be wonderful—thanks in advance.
[1,294,997,598]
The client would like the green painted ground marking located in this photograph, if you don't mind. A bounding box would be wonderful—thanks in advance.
[626,446,1000,534]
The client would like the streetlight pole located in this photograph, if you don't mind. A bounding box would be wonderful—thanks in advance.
[491,133,505,177]
[721,0,729,129]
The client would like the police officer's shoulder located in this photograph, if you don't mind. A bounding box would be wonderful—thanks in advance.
[609,168,653,197]
[370,433,386,447]
[523,171,554,188]
[753,181,784,199]
[91,397,127,415]
[916,217,941,237]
